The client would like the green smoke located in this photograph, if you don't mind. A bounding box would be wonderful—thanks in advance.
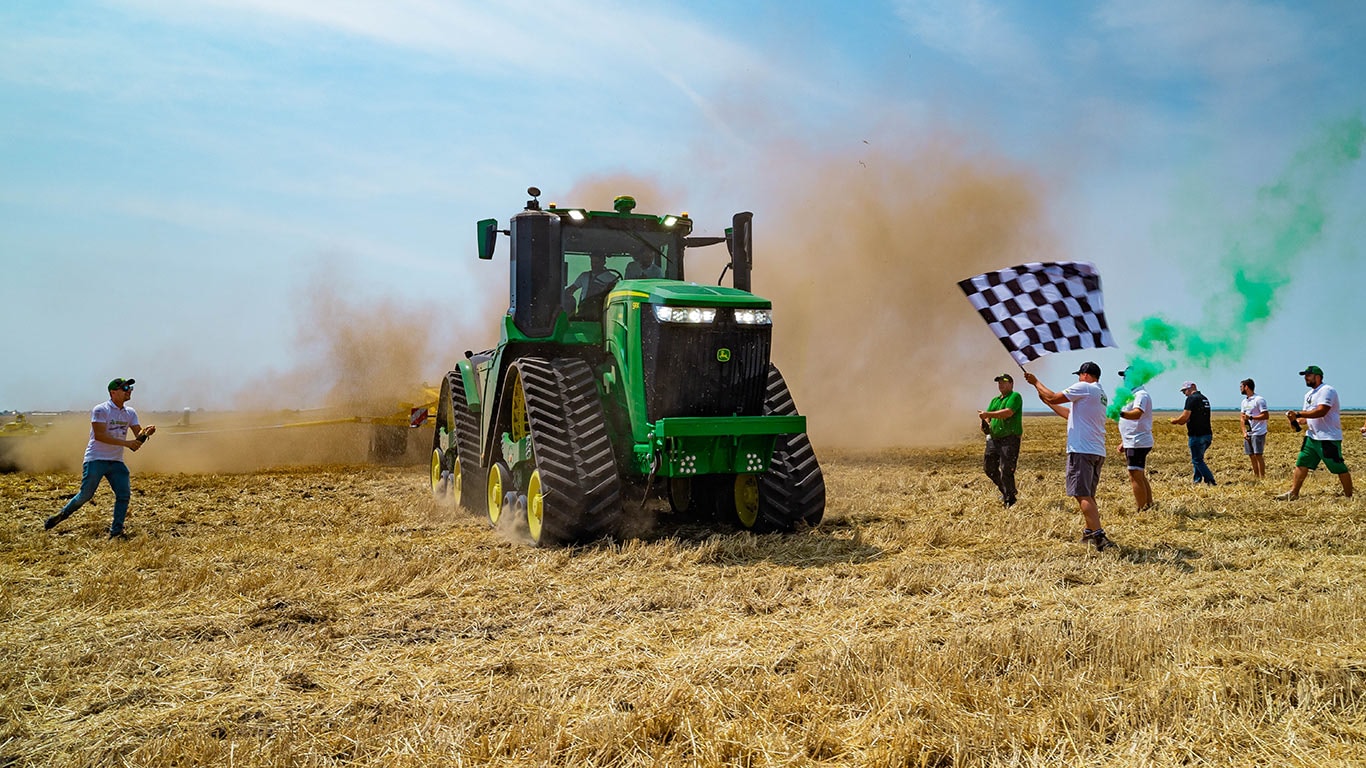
[1108,116,1364,420]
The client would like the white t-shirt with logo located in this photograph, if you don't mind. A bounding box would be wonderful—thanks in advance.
[1118,386,1154,449]
[83,400,140,462]
[1241,394,1269,437]
[1304,384,1342,441]
[1063,380,1108,456]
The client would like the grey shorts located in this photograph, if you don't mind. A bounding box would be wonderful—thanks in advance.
[1065,453,1104,498]
[1243,434,1265,455]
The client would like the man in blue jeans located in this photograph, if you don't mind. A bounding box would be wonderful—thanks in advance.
[45,377,156,539]
[1170,380,1216,485]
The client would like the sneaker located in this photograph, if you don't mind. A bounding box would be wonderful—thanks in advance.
[44,515,61,531]
[1275,491,1299,502]
[108,530,129,541]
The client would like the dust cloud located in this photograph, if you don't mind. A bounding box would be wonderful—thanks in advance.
[231,272,441,414]
[759,135,1051,448]
[570,135,1053,448]
[563,176,689,215]
[9,271,496,474]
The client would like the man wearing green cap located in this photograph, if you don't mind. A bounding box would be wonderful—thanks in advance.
[978,373,1023,506]
[1278,365,1352,500]
[45,377,156,539]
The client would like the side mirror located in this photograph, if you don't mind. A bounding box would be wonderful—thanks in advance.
[477,218,498,260]
[729,212,753,292]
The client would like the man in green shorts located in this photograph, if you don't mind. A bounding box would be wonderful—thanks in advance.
[1278,365,1353,500]
[978,373,1023,506]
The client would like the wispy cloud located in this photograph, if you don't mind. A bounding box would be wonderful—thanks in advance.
[1094,0,1312,95]
[891,0,1052,89]
[111,0,792,133]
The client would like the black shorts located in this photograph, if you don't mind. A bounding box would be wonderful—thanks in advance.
[1124,447,1151,471]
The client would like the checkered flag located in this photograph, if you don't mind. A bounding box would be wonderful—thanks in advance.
[958,261,1115,366]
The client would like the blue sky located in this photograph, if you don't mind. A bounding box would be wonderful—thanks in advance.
[2,1,1364,425]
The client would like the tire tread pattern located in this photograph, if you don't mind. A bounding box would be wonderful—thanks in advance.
[515,357,623,544]
[443,371,482,511]
[756,364,826,530]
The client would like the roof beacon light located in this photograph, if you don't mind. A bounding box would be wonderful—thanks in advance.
[613,195,636,214]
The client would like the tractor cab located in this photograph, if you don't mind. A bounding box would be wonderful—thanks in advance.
[479,188,691,338]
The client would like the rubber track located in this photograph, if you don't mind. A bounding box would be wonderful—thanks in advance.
[756,364,826,530]
[515,357,623,544]
[432,370,456,489]
[443,370,483,511]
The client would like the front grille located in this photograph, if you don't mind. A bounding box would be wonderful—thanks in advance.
[641,309,770,420]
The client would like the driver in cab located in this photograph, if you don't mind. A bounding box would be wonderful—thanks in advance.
[625,250,663,279]
[562,252,619,317]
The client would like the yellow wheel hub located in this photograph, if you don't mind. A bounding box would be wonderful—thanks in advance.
[451,456,463,507]
[429,448,444,497]
[526,470,544,543]
[487,465,507,526]
[735,474,760,529]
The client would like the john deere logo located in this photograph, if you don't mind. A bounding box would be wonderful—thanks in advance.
[716,348,731,362]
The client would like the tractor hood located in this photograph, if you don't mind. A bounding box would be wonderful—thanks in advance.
[610,281,771,308]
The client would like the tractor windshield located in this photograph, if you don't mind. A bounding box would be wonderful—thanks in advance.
[559,221,683,320]
[562,226,681,285]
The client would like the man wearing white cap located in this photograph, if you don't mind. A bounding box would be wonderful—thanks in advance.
[1171,381,1216,485]
[1116,368,1155,511]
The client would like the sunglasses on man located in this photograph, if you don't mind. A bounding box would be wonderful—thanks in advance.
[121,385,134,392]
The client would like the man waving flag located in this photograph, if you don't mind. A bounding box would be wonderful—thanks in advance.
[958,261,1116,366]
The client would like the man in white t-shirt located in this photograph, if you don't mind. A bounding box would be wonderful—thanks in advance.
[45,378,156,539]
[1024,361,1112,552]
[1278,365,1352,501]
[1115,368,1154,511]
[1239,378,1269,479]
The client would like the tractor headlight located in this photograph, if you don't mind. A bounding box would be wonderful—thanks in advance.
[734,309,772,325]
[654,305,717,324]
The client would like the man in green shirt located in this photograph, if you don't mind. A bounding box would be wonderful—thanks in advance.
[978,373,1024,506]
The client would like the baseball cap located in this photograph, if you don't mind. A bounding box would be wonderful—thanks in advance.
[1179,380,1196,391]
[1071,362,1101,377]
[1298,365,1324,376]
[994,373,1013,383]
[107,377,136,391]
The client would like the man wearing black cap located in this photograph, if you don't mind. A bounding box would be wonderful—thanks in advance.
[977,373,1023,506]
[1278,365,1352,500]
[45,378,156,539]
[1023,362,1113,552]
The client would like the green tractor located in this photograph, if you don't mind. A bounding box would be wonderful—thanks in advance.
[430,187,824,545]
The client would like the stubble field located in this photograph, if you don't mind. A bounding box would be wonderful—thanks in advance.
[2,413,1365,767]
